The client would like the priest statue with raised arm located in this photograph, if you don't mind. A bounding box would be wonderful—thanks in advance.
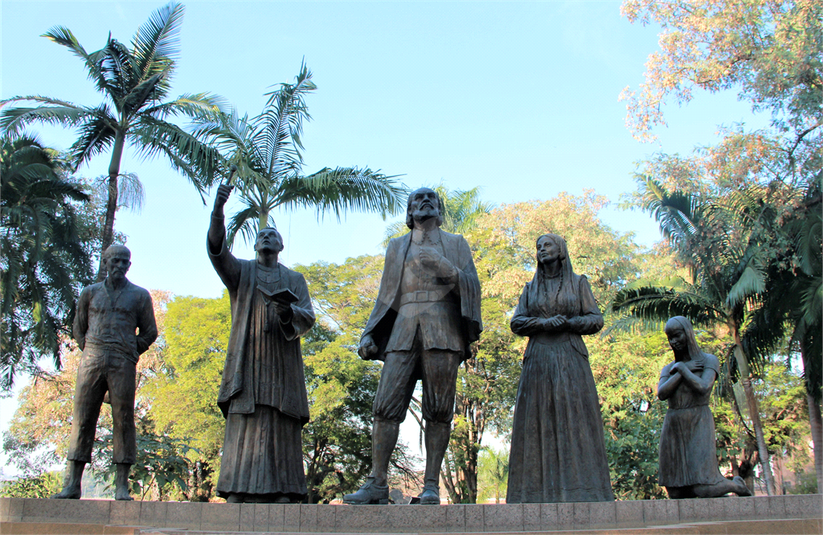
[208,183,316,504]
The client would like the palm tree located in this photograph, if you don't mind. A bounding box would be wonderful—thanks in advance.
[194,62,405,245]
[747,172,822,491]
[0,2,223,275]
[610,176,779,495]
[1,135,93,388]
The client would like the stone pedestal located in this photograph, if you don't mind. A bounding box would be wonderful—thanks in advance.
[1,495,821,534]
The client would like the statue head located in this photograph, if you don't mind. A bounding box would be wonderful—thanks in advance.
[664,316,701,359]
[103,244,131,282]
[536,233,568,265]
[254,227,284,255]
[406,187,443,229]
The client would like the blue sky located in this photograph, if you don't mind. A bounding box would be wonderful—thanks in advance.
[2,0,765,300]
[1,0,768,474]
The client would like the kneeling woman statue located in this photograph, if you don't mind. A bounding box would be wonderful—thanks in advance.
[658,316,751,499]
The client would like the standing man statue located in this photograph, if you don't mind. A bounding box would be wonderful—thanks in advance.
[209,184,316,503]
[344,187,482,505]
[53,245,157,501]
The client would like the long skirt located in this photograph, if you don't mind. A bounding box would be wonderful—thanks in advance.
[217,405,307,500]
[658,405,725,487]
[507,340,614,503]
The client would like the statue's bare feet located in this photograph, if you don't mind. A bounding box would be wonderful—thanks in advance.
[52,485,81,499]
[114,486,133,501]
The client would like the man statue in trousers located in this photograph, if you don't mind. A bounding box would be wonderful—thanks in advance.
[344,187,482,505]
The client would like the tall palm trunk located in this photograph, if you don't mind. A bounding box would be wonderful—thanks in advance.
[802,341,823,492]
[807,392,823,493]
[97,130,125,280]
[733,329,776,495]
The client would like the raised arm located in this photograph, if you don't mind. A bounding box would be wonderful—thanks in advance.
[208,184,241,290]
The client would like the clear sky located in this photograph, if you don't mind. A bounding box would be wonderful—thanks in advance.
[0,0,767,477]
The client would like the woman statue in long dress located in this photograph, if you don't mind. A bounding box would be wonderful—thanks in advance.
[506,233,613,503]
[658,316,751,498]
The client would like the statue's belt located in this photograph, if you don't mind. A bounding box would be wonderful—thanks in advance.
[399,290,456,305]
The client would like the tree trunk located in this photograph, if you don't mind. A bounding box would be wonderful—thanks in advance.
[97,130,126,281]
[800,338,823,493]
[807,392,823,493]
[733,338,776,495]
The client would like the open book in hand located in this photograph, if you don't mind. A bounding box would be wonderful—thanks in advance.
[258,286,299,304]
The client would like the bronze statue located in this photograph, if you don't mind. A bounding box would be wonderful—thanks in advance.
[344,187,482,505]
[209,184,316,503]
[658,316,751,498]
[507,233,613,503]
[53,245,157,501]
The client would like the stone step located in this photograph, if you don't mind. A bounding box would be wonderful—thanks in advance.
[0,521,140,534]
[2,518,821,535]
[2,495,821,534]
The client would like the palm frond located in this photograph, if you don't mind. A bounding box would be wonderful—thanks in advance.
[67,108,118,168]
[257,62,316,179]
[130,115,223,189]
[226,203,262,247]
[635,175,700,249]
[131,2,183,83]
[41,26,107,92]
[0,97,94,133]
[122,72,164,118]
[610,283,726,328]
[725,252,766,308]
[274,168,406,221]
[143,92,227,120]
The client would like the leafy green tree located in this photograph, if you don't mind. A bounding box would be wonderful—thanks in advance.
[621,0,822,145]
[0,2,223,271]
[144,292,230,500]
[1,135,93,388]
[476,447,508,503]
[0,471,62,499]
[194,63,406,245]
[622,0,822,490]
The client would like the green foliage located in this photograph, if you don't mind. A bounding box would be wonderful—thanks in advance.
[621,0,823,143]
[96,429,196,501]
[476,447,509,503]
[145,292,231,498]
[0,471,62,498]
[0,135,94,387]
[604,402,666,500]
[294,256,396,503]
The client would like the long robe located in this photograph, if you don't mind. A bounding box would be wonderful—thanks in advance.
[506,273,614,503]
[658,353,726,488]
[208,220,315,499]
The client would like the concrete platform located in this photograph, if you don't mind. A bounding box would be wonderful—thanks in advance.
[1,495,820,534]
